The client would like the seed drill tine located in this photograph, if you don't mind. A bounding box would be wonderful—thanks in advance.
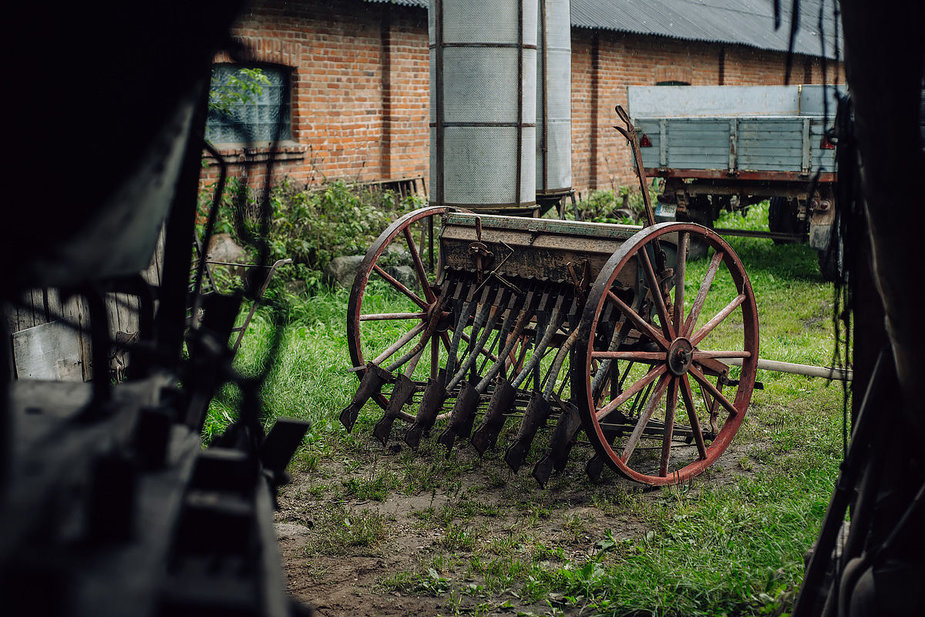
[445,279,480,379]
[529,316,583,484]
[470,290,538,455]
[445,285,498,394]
[472,290,554,451]
[504,299,578,472]
[438,290,522,453]
[585,423,624,482]
[339,362,393,432]
[510,293,563,390]
[532,402,582,487]
[404,280,476,448]
[437,287,508,452]
[504,395,553,473]
[373,347,424,446]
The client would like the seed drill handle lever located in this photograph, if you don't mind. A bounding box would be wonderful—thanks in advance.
[614,104,656,227]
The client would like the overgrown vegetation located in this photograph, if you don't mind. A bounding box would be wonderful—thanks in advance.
[570,183,660,224]
[196,177,423,294]
[203,187,842,616]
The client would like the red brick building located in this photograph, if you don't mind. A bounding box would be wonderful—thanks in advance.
[203,0,841,196]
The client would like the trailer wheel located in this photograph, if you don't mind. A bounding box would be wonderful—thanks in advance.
[346,206,451,412]
[573,222,759,486]
[769,197,806,244]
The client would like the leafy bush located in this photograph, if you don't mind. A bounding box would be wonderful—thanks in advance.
[197,177,425,294]
[573,183,660,224]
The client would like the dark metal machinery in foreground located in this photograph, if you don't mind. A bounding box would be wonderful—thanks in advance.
[2,3,310,616]
[340,209,760,486]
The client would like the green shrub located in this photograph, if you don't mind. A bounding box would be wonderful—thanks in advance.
[197,177,425,295]
[574,183,659,224]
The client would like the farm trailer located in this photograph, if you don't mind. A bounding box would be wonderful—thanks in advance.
[628,85,843,276]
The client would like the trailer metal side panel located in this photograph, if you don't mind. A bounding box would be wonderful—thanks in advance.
[628,85,842,178]
[738,118,804,171]
[666,119,729,169]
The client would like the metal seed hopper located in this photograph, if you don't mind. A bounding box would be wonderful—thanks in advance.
[339,207,758,486]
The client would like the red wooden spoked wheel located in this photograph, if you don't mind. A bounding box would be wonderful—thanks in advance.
[347,206,452,412]
[574,222,758,485]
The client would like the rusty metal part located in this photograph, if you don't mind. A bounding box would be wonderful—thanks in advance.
[347,208,763,488]
[614,104,656,227]
[339,363,393,433]
[533,402,582,487]
[438,291,528,452]
[441,213,640,286]
[437,382,482,453]
[404,368,448,449]
[504,393,553,472]
[574,222,759,486]
[373,371,418,446]
[470,377,519,455]
[347,206,450,411]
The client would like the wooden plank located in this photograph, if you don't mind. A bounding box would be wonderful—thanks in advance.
[46,288,63,322]
[739,131,802,144]
[738,148,804,158]
[668,146,733,155]
[11,321,83,381]
[738,162,803,172]
[33,289,50,326]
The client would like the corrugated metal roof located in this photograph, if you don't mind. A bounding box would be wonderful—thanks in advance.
[365,0,839,58]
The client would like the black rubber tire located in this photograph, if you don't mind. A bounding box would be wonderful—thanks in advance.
[769,197,806,244]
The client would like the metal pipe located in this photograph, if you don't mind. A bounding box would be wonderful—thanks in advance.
[722,357,852,381]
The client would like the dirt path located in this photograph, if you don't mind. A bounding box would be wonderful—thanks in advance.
[275,435,754,617]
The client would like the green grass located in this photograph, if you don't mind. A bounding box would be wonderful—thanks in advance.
[206,202,845,616]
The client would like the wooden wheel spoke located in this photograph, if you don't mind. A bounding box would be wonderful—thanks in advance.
[591,350,667,363]
[683,251,724,336]
[596,364,667,421]
[385,324,434,373]
[371,321,426,366]
[659,378,679,476]
[688,365,738,417]
[372,264,428,309]
[689,293,746,346]
[639,245,676,340]
[679,374,708,460]
[403,227,437,304]
[621,373,671,463]
[359,311,427,322]
[673,232,688,331]
[606,290,669,350]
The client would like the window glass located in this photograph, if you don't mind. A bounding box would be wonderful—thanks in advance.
[207,64,291,144]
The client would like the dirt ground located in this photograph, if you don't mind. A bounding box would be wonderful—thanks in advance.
[275,432,753,617]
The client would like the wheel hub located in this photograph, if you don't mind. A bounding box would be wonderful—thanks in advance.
[667,337,694,376]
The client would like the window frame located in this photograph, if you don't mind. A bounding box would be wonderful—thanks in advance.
[206,62,293,146]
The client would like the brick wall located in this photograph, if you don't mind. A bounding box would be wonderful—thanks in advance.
[203,0,843,196]
[202,0,429,188]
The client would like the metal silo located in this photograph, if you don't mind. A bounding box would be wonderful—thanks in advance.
[429,0,537,212]
[536,0,571,199]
